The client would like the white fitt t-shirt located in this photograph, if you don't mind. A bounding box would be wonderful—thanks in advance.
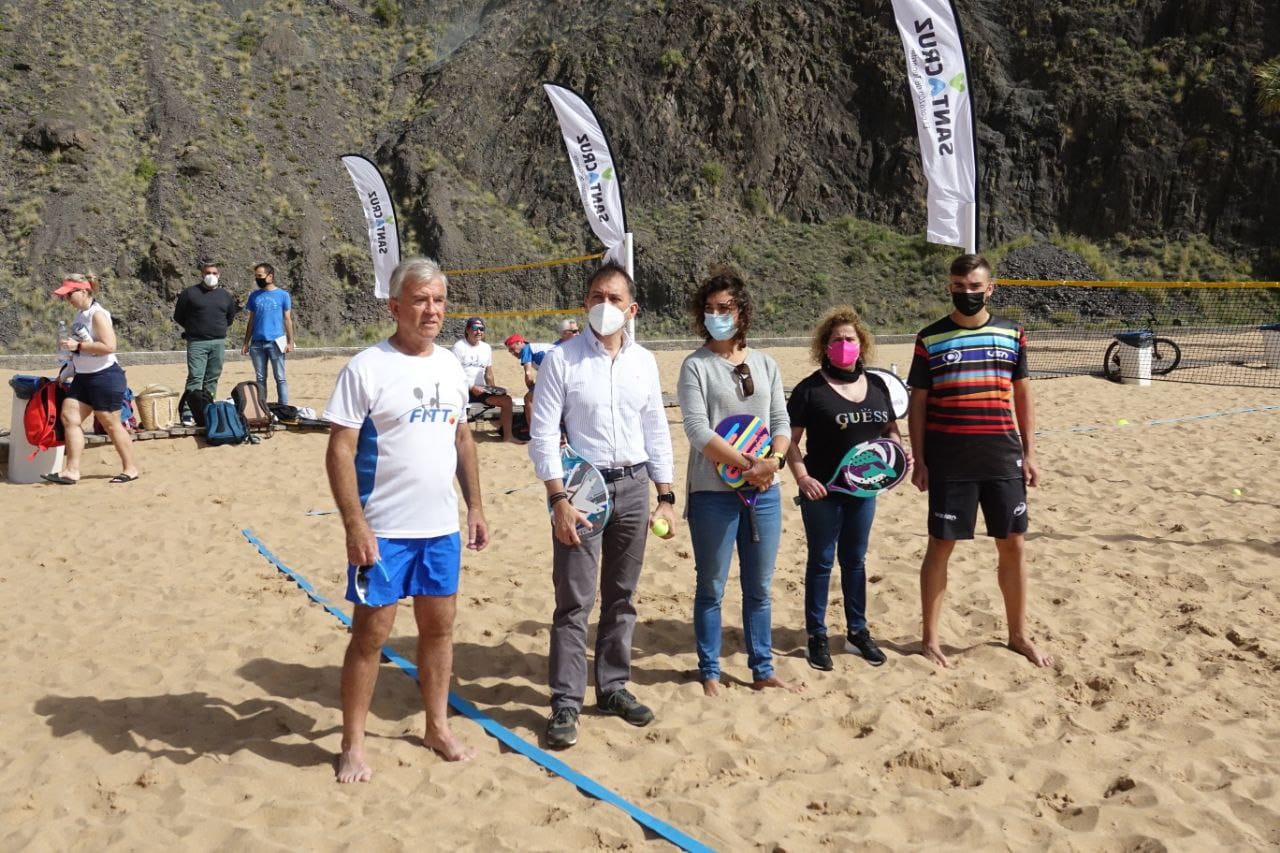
[451,339,492,388]
[324,340,469,538]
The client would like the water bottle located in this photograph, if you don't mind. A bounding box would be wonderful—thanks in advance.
[56,320,70,364]
[890,362,899,377]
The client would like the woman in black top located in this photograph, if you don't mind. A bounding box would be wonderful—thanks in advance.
[785,306,902,671]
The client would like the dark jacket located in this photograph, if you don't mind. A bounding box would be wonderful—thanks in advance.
[174,284,238,341]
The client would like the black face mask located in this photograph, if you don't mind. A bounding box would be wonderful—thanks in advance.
[821,356,864,383]
[951,291,987,316]
[255,277,269,288]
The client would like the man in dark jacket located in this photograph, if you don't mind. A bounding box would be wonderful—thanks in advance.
[174,260,239,424]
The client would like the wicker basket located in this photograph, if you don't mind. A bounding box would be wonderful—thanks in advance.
[136,385,178,431]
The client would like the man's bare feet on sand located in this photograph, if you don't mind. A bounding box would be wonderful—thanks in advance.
[1008,637,1054,668]
[922,643,950,668]
[424,727,477,762]
[702,678,721,697]
[751,675,803,694]
[336,748,373,783]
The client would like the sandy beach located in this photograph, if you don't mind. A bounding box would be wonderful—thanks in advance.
[1,341,1277,850]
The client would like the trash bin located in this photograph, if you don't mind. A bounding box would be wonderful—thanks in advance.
[1261,323,1280,369]
[1114,331,1153,386]
[7,375,65,484]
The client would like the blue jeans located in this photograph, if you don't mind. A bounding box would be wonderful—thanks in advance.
[248,339,288,404]
[800,494,877,637]
[688,486,782,681]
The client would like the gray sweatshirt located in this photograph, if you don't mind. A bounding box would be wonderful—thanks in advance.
[677,346,791,494]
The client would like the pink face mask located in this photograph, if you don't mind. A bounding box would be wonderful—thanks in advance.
[826,339,860,368]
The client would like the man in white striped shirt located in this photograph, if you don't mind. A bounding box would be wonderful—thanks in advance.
[528,262,677,749]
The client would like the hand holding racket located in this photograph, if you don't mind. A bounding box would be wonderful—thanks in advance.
[714,415,773,543]
[552,444,611,546]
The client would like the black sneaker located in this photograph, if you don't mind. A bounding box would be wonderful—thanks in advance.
[806,634,834,671]
[845,629,887,666]
[597,688,654,727]
[546,707,579,749]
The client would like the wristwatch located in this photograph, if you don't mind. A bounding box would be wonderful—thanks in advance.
[656,492,676,506]
[775,456,785,471]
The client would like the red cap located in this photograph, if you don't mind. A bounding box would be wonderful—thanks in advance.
[504,334,527,347]
[52,279,92,296]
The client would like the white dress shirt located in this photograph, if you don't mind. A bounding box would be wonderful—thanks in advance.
[529,330,675,484]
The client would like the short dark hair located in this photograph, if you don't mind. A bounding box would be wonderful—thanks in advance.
[949,254,992,278]
[586,261,634,299]
[254,262,275,277]
[198,259,220,270]
[690,266,752,345]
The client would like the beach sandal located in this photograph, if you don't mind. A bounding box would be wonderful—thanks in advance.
[108,473,139,484]
[41,473,77,485]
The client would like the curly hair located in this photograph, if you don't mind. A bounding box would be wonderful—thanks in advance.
[809,305,875,365]
[689,265,751,345]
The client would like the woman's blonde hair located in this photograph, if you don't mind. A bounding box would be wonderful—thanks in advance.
[810,305,874,365]
[63,272,100,293]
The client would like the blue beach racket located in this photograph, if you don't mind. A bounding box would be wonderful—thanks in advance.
[557,443,611,538]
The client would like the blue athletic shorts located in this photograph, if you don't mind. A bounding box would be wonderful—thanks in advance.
[346,534,462,606]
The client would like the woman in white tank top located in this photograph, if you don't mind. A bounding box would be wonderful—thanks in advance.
[41,274,139,485]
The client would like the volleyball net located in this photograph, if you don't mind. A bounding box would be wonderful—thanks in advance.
[992,280,1280,388]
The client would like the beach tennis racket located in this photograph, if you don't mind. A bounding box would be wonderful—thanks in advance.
[352,561,390,606]
[866,368,909,419]
[714,414,773,543]
[557,443,611,538]
[826,438,910,499]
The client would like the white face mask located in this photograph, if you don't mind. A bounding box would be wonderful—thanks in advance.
[588,302,628,336]
[203,274,219,288]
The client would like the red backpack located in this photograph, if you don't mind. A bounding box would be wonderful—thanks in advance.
[24,379,65,460]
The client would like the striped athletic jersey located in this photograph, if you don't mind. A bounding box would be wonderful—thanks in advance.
[907,315,1029,481]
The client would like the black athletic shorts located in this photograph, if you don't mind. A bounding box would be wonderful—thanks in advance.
[66,363,127,413]
[927,477,1028,540]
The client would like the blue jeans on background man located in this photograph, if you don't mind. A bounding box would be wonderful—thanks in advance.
[248,339,288,404]
[800,494,877,637]
[688,485,782,682]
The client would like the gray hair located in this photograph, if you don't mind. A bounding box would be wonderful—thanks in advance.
[389,257,448,300]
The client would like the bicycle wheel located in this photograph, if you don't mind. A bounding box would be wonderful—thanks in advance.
[1151,338,1182,375]
[1103,341,1122,381]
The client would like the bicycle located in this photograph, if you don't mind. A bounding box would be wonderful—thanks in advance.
[1103,313,1182,380]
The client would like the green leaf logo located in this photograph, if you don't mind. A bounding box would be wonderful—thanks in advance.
[602,166,614,181]
[950,74,966,93]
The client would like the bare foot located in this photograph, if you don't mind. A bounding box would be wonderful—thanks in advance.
[751,675,804,694]
[702,678,721,697]
[922,643,950,668]
[335,748,373,783]
[424,728,477,762]
[1008,637,1054,668]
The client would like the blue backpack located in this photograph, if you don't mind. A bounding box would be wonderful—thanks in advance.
[204,400,248,446]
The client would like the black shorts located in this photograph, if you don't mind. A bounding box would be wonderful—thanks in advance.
[927,477,1028,540]
[66,363,127,413]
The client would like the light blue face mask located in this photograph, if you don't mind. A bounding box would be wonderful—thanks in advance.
[704,312,738,341]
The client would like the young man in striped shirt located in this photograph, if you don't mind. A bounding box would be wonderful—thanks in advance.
[907,254,1053,670]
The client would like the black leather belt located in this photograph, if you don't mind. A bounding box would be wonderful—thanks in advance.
[600,464,642,483]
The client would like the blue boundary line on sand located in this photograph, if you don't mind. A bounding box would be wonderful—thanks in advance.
[240,528,714,853]
[1037,404,1280,435]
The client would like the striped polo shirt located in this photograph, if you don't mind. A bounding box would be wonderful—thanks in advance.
[907,315,1029,481]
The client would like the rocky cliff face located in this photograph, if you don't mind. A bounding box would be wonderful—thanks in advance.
[0,0,1275,350]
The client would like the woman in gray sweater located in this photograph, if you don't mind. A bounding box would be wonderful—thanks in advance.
[677,269,800,696]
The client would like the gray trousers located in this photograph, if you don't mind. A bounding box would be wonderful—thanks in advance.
[549,469,650,712]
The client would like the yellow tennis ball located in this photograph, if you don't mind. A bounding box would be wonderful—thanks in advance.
[651,518,670,537]
[1116,419,1130,425]
[1232,488,1243,496]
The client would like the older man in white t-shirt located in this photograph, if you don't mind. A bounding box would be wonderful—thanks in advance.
[451,316,524,444]
[324,257,489,783]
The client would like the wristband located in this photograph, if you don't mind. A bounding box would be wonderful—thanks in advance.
[547,491,569,509]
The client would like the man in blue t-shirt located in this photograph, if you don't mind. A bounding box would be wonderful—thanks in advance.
[504,333,554,416]
[241,262,295,404]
